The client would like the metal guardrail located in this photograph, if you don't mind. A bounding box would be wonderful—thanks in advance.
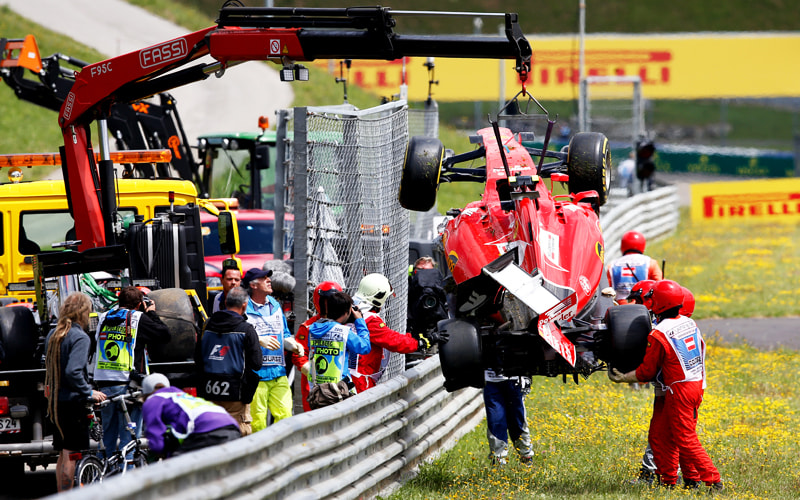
[601,185,680,264]
[51,356,484,500]
[48,185,678,500]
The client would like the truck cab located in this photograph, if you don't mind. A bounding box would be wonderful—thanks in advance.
[0,177,202,303]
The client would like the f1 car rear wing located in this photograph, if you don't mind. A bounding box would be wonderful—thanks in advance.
[56,6,532,252]
[0,35,199,185]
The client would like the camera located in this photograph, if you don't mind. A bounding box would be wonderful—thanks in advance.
[141,296,154,310]
[407,268,448,335]
[346,304,359,324]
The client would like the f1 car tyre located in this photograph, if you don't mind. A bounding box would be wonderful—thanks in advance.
[603,304,652,373]
[0,306,37,370]
[147,288,196,362]
[74,455,105,487]
[437,318,485,392]
[399,136,444,212]
[566,132,610,206]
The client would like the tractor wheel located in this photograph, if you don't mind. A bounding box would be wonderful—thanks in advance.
[437,318,485,392]
[147,288,196,362]
[399,136,443,212]
[0,306,37,370]
[603,304,652,373]
[566,132,610,206]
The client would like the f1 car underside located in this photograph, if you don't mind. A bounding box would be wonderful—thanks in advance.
[437,253,653,392]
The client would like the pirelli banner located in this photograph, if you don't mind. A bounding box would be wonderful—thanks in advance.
[312,33,800,101]
[691,179,800,223]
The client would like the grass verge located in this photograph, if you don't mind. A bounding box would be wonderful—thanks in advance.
[386,339,800,499]
[646,207,800,319]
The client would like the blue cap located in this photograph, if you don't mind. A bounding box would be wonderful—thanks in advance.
[242,268,273,287]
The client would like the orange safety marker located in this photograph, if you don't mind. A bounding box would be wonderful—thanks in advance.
[1,35,43,73]
[0,149,172,168]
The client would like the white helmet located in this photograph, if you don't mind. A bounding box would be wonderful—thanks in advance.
[355,273,394,310]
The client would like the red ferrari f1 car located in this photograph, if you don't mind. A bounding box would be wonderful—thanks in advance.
[399,119,652,392]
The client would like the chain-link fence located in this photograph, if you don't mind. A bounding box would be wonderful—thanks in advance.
[408,99,439,139]
[290,101,411,382]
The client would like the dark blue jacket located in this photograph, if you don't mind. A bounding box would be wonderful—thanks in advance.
[195,310,261,403]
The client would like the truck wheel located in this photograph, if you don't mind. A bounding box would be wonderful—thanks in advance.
[566,132,610,206]
[437,319,484,392]
[603,304,652,373]
[399,136,443,212]
[0,307,37,370]
[147,288,196,362]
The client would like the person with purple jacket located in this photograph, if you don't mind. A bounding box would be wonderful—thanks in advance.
[141,373,240,458]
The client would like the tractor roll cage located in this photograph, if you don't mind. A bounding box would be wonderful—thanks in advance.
[57,5,532,252]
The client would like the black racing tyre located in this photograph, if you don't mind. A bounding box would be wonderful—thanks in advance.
[437,319,485,392]
[603,304,652,373]
[0,306,37,370]
[147,288,196,362]
[566,132,610,206]
[399,136,444,212]
[74,455,105,487]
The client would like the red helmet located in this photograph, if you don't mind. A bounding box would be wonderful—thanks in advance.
[680,286,695,317]
[621,231,646,254]
[313,281,342,312]
[628,279,656,309]
[651,280,684,315]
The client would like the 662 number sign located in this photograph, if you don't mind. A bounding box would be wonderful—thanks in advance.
[205,380,231,397]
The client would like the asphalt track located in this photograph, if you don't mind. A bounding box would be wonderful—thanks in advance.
[652,171,799,348]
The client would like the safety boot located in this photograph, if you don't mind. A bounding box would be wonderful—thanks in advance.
[682,478,701,490]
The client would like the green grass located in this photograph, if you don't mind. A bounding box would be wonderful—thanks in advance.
[384,206,800,499]
[645,207,800,319]
[385,341,800,499]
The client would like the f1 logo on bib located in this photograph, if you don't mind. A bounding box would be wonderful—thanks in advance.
[269,39,281,55]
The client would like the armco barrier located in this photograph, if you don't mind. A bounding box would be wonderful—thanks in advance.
[49,186,678,500]
[52,356,484,500]
[601,185,680,264]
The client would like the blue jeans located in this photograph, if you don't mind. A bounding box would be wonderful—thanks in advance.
[99,385,142,460]
[483,379,532,460]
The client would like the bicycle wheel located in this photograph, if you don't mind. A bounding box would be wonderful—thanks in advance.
[132,450,148,469]
[74,455,105,487]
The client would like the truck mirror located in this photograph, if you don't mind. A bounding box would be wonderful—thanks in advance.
[253,144,271,170]
[217,211,240,256]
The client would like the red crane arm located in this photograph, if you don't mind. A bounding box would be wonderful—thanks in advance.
[57,7,532,251]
